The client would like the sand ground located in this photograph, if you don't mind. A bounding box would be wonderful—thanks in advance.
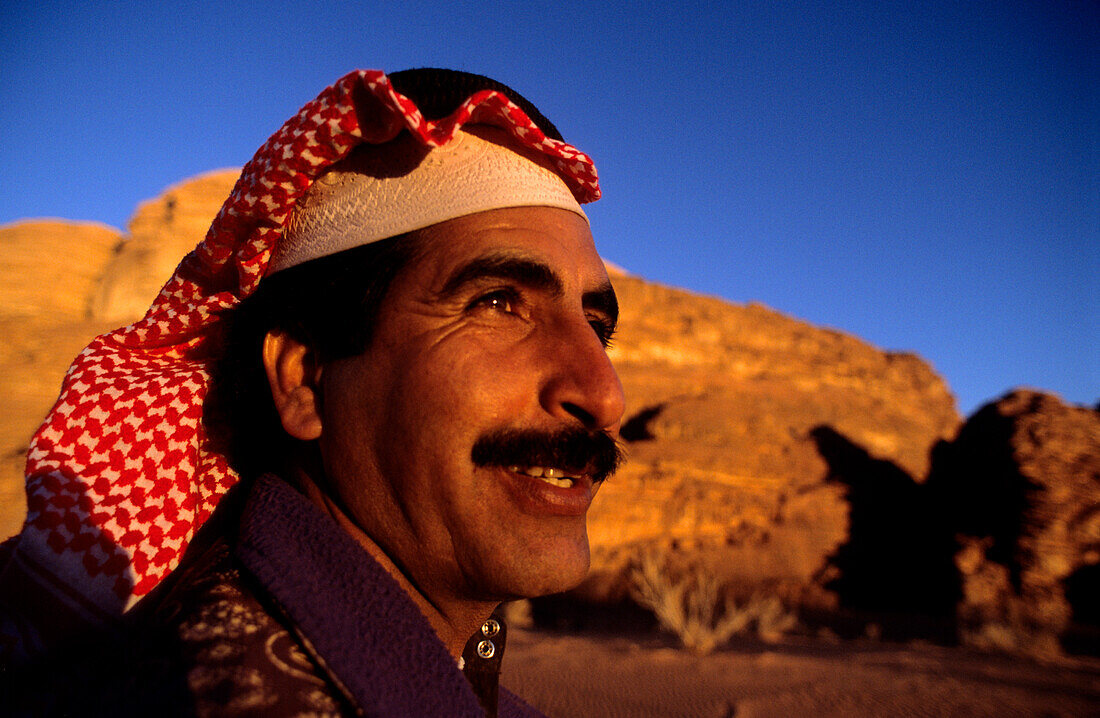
[502,629,1100,717]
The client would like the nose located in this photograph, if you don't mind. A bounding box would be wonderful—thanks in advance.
[539,316,626,432]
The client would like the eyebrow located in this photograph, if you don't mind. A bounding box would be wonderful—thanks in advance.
[438,252,619,323]
[584,283,619,325]
[440,253,563,299]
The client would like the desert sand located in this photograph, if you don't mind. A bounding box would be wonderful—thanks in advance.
[503,628,1100,717]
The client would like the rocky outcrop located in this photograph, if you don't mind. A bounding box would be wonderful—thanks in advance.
[582,274,961,610]
[0,220,121,321]
[90,170,238,322]
[930,390,1100,654]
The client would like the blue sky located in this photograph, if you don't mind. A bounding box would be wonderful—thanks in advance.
[1,1,1096,416]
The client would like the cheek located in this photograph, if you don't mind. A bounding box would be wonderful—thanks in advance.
[402,338,538,430]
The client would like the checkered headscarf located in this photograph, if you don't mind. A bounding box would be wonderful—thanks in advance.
[11,69,600,622]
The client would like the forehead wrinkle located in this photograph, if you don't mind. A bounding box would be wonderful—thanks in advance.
[437,251,564,300]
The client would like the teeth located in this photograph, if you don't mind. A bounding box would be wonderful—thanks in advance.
[539,475,574,488]
[506,465,576,488]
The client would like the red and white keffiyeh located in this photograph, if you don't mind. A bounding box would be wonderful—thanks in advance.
[11,69,600,621]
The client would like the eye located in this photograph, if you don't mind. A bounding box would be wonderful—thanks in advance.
[468,288,519,315]
[588,315,617,348]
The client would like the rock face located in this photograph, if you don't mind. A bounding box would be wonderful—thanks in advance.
[0,220,121,320]
[90,170,239,322]
[583,274,961,612]
[930,390,1100,654]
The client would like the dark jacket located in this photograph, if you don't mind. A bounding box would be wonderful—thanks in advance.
[3,475,543,717]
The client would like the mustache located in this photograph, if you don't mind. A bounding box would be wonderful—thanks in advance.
[471,427,625,484]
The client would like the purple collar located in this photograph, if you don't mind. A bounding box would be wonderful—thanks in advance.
[235,475,487,717]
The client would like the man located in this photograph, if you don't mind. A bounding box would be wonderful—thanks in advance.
[0,68,624,716]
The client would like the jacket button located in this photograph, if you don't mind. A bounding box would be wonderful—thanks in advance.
[481,619,500,637]
[477,640,495,659]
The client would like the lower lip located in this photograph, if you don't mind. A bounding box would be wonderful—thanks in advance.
[494,467,593,517]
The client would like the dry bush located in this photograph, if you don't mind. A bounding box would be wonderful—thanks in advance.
[500,599,533,629]
[629,550,797,654]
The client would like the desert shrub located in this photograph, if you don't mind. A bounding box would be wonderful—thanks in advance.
[629,550,797,654]
[500,599,534,629]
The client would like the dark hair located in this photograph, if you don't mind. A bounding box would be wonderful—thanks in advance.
[205,234,421,478]
[205,67,562,479]
[388,68,565,141]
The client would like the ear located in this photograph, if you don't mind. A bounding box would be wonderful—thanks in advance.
[262,330,324,441]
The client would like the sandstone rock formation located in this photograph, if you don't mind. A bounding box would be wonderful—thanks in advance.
[929,390,1100,654]
[90,170,238,322]
[582,274,961,615]
[0,220,121,320]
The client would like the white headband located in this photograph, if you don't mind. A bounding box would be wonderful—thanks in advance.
[271,126,587,273]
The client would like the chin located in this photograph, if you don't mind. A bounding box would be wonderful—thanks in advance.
[493,534,592,600]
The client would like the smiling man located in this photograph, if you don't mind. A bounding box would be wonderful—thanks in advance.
[293,207,622,602]
[0,69,624,716]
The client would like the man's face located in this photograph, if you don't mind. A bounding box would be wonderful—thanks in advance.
[317,206,625,604]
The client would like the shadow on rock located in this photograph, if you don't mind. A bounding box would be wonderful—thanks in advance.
[926,391,1100,656]
[811,425,960,642]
